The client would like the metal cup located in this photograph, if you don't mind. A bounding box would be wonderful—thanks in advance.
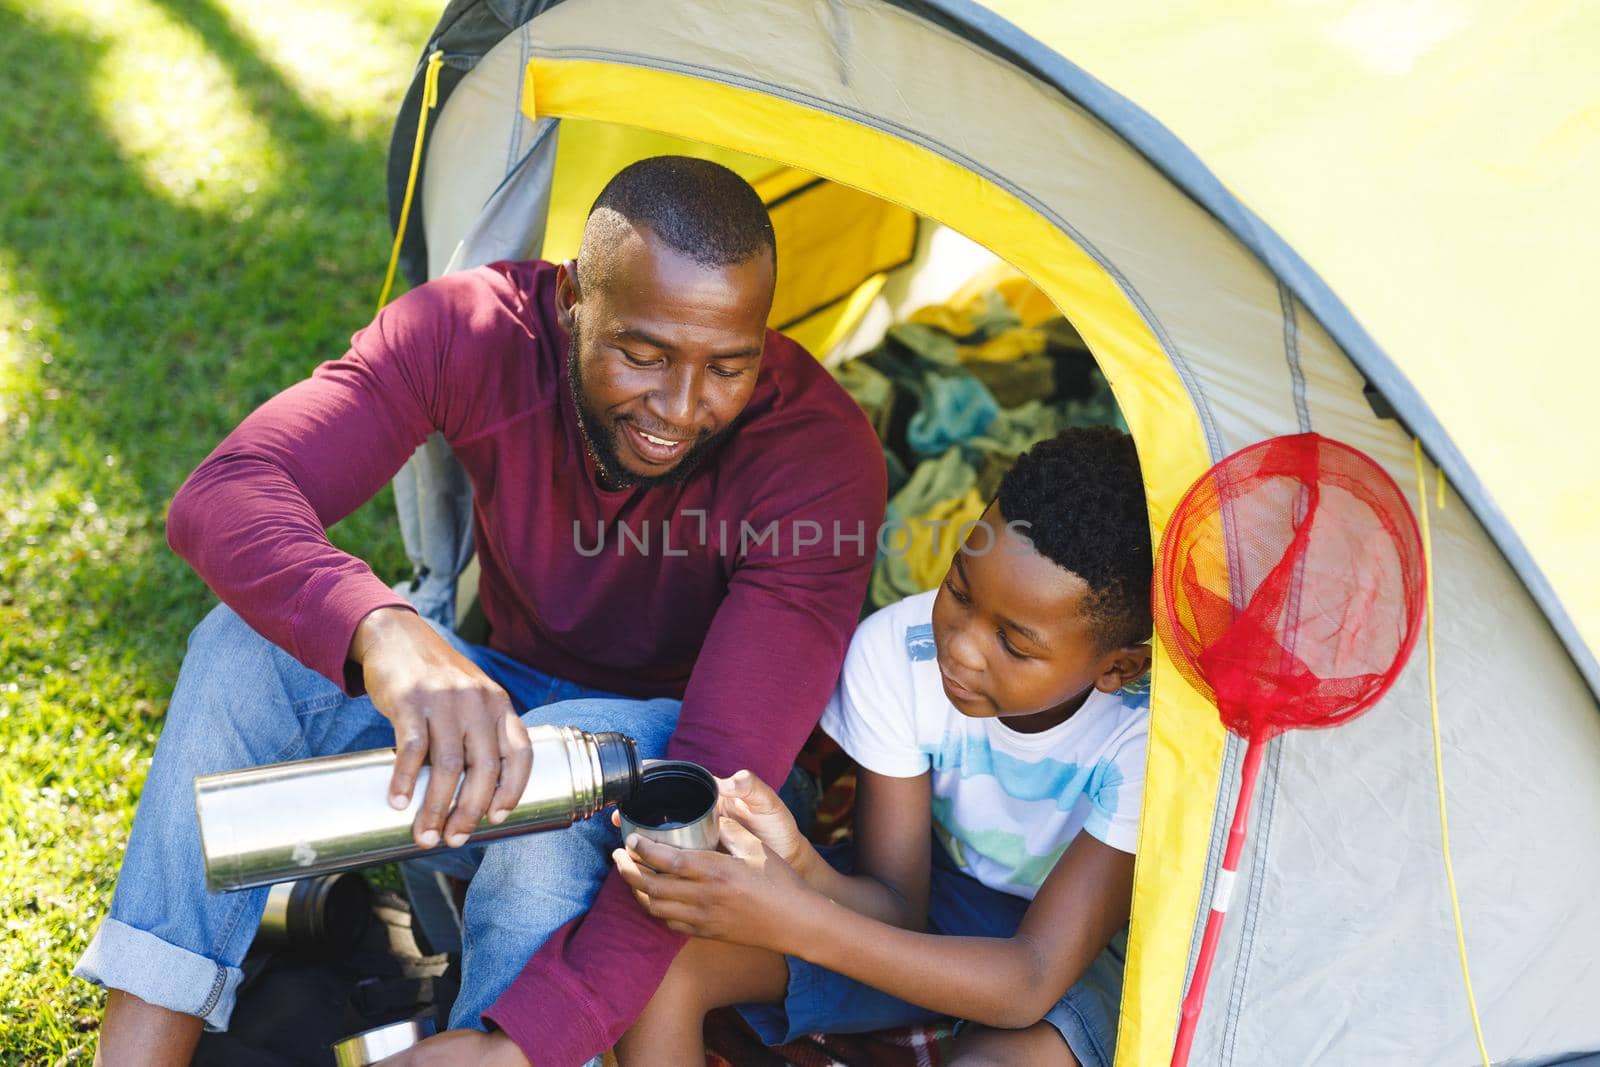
[331,1017,436,1066]
[616,759,721,851]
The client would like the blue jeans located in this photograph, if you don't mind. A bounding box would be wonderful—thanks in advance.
[73,604,681,1031]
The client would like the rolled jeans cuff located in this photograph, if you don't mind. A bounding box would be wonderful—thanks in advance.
[73,918,245,1031]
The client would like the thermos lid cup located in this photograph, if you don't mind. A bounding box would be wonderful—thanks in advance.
[617,759,721,851]
[592,730,644,806]
[331,1017,437,1066]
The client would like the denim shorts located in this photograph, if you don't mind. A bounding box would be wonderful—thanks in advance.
[737,842,1125,1067]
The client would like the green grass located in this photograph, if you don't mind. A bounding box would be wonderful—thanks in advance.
[0,2,440,1060]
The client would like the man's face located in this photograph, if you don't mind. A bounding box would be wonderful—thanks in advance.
[558,223,773,489]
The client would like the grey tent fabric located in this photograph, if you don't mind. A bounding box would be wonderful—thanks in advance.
[392,432,476,629]
[390,79,562,626]
[439,118,560,275]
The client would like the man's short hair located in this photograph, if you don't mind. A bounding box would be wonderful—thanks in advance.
[588,156,776,269]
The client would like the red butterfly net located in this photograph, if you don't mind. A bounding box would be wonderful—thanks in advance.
[1157,433,1426,1066]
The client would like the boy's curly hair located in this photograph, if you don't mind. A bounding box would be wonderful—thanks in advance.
[995,426,1153,651]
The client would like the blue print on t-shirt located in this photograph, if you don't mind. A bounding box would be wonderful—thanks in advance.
[920,732,1089,810]
[905,623,937,662]
[1119,678,1152,707]
[1088,757,1125,814]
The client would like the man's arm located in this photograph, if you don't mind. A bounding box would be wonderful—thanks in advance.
[483,443,887,1064]
[167,271,535,843]
[348,607,532,846]
[168,282,456,688]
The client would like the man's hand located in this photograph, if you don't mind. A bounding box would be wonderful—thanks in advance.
[349,607,532,849]
[376,1027,529,1066]
[612,818,816,954]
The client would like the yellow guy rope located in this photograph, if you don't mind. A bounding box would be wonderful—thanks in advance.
[376,50,446,314]
[1413,438,1491,1067]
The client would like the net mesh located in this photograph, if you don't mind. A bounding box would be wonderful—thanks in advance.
[1154,433,1426,742]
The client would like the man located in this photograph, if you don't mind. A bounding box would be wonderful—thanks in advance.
[76,156,885,1065]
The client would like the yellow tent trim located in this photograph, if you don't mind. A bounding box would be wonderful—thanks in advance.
[533,118,782,265]
[522,56,1228,1063]
[750,166,820,204]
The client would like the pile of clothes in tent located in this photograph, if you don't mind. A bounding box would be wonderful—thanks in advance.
[831,271,1125,613]
[701,273,1125,1067]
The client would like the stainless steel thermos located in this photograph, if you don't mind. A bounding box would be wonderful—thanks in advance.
[195,725,641,892]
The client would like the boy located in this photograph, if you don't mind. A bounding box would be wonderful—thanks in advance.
[611,426,1153,1067]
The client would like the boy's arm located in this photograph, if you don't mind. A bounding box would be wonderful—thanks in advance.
[621,826,1134,1031]
[796,831,1134,1028]
[808,767,932,928]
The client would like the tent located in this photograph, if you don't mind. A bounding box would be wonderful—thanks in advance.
[378,3,1600,1063]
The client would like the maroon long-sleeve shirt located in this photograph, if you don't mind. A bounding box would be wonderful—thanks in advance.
[168,261,884,1062]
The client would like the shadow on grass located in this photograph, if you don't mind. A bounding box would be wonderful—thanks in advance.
[0,1,426,1057]
[4,0,419,498]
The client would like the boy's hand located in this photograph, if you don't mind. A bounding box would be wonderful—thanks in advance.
[612,818,815,953]
[716,770,814,876]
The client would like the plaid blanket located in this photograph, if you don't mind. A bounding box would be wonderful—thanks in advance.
[704,1008,951,1067]
[701,730,957,1066]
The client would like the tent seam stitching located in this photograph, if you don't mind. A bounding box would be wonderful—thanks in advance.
[1280,282,1311,434]
[506,22,531,172]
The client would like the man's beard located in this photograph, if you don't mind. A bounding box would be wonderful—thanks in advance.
[566,335,731,490]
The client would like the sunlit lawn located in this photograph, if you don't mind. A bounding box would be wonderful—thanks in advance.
[0,2,439,1059]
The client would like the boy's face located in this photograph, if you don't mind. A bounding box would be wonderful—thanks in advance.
[931,504,1149,732]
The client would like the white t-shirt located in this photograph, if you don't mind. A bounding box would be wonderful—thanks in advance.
[820,590,1150,900]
